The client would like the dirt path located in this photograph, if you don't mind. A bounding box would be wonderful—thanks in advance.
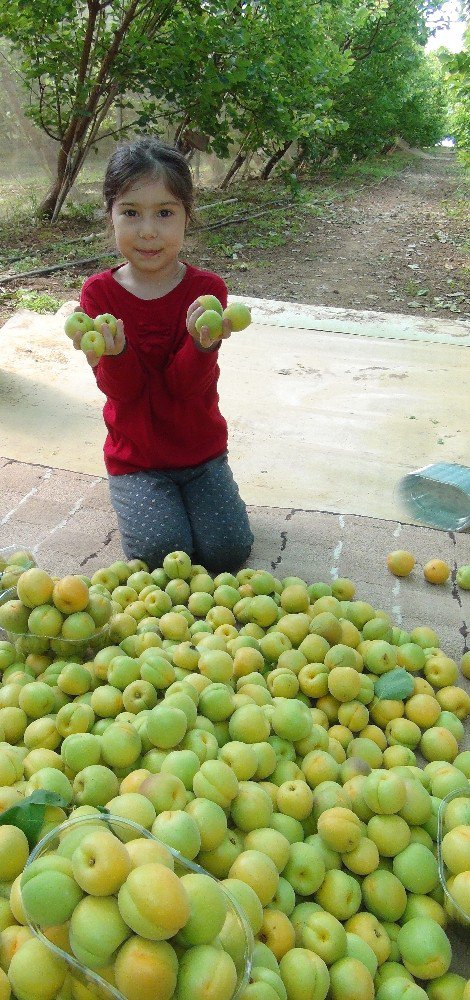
[201,149,469,320]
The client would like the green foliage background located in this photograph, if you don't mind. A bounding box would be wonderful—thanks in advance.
[0,0,464,217]
[440,25,470,165]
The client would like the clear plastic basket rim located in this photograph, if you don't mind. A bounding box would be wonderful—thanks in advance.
[0,587,17,607]
[23,812,254,1000]
[0,547,36,581]
[0,589,109,647]
[0,623,110,645]
[0,544,36,560]
[398,463,470,531]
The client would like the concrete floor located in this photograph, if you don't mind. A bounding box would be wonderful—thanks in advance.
[1,299,469,975]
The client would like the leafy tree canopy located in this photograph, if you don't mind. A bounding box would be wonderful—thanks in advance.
[0,0,452,217]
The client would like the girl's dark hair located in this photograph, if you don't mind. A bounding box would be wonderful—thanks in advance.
[103,137,195,220]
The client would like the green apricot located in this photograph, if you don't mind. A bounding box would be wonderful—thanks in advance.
[223,302,252,331]
[195,309,223,340]
[197,294,223,315]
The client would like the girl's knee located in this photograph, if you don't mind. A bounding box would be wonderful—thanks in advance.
[198,537,253,574]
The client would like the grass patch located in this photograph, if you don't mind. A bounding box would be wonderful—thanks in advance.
[0,289,62,313]
[327,150,415,183]
[205,203,303,256]
[62,200,103,223]
[199,177,337,258]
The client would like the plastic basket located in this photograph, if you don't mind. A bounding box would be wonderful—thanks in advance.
[0,587,110,660]
[398,463,470,531]
[0,625,110,661]
[437,786,470,927]
[0,544,36,566]
[21,813,254,1000]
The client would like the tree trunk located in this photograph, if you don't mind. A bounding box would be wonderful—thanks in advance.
[219,151,247,190]
[36,0,154,219]
[174,116,190,151]
[241,151,255,178]
[260,141,293,179]
[39,81,120,220]
[38,140,87,220]
[38,151,71,219]
[7,0,179,221]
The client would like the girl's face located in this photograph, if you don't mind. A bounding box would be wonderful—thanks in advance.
[111,173,188,281]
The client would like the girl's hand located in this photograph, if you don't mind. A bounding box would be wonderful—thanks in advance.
[187,300,232,351]
[72,316,126,368]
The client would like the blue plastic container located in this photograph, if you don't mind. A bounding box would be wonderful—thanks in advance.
[398,463,470,531]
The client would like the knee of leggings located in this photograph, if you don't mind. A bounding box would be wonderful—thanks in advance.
[198,538,253,575]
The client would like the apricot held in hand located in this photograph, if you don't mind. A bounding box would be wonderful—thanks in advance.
[64,312,94,338]
[94,313,118,336]
[223,302,252,331]
[80,330,106,358]
[195,309,223,340]
[197,294,223,316]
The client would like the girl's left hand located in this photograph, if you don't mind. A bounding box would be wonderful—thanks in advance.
[187,300,232,350]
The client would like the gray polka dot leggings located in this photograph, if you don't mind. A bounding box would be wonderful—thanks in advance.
[108,452,254,573]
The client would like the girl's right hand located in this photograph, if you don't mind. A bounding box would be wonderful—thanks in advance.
[72,318,126,368]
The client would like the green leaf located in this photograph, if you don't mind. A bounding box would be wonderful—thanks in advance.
[0,791,68,848]
[374,668,415,702]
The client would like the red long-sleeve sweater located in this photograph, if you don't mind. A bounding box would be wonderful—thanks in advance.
[80,264,228,475]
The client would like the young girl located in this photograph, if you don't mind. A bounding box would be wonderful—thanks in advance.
[74,137,253,572]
